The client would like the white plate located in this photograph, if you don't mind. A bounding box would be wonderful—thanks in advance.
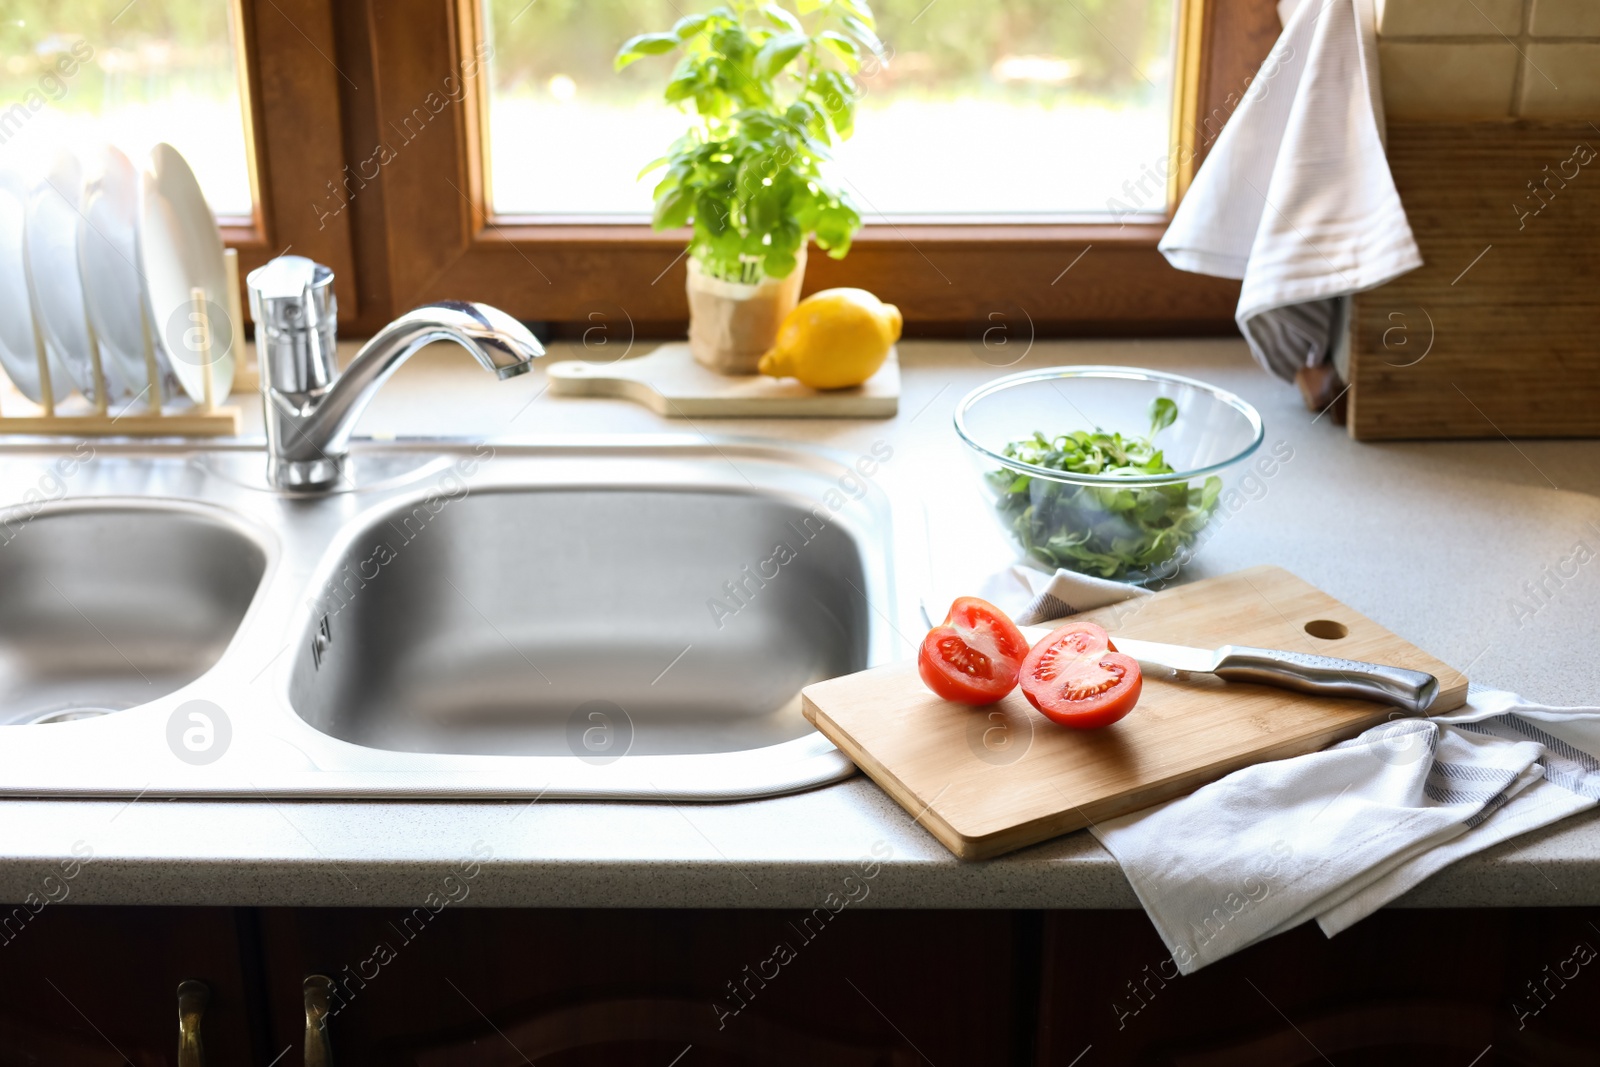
[26,148,134,403]
[0,167,74,405]
[138,143,235,403]
[80,146,180,404]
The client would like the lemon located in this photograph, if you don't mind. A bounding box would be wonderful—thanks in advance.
[757,288,902,390]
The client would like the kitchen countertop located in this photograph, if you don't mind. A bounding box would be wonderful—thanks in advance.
[3,337,1599,911]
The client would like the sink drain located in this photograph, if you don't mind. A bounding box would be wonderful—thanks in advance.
[27,707,118,725]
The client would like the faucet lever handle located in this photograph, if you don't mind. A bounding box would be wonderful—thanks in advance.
[246,255,339,394]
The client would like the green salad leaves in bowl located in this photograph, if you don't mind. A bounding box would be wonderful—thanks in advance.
[955,367,1264,584]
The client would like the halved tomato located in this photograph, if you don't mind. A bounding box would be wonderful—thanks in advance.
[1019,620,1142,729]
[918,597,1029,706]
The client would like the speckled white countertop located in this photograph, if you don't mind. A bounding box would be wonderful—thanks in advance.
[4,337,1598,909]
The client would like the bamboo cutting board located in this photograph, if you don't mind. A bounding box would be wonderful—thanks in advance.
[546,343,899,417]
[801,566,1468,861]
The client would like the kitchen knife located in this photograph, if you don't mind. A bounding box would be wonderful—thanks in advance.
[1111,637,1441,715]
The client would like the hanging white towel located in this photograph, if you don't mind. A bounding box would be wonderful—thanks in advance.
[1159,0,1422,380]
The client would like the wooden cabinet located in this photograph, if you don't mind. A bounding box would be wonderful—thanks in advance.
[1035,908,1600,1066]
[3,902,1600,1065]
[0,905,263,1066]
[255,908,1025,1066]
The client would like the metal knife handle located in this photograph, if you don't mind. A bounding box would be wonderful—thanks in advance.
[1213,646,1440,715]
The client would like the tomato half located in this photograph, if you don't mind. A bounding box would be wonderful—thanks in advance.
[1019,620,1142,729]
[917,597,1030,705]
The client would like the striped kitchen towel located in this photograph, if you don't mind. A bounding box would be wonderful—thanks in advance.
[1092,698,1599,973]
[988,567,1600,973]
[1159,0,1422,381]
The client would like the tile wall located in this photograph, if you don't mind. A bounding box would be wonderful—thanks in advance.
[1376,0,1600,120]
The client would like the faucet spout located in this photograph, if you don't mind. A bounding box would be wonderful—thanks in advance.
[353,300,544,384]
[248,256,545,492]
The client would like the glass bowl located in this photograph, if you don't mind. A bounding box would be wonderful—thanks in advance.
[954,366,1265,584]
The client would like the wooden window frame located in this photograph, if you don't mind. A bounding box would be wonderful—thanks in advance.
[225,0,362,321]
[234,0,1283,337]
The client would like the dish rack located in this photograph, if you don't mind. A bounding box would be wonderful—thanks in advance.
[0,249,249,436]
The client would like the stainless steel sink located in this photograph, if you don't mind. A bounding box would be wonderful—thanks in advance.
[0,502,267,726]
[291,488,868,758]
[0,438,901,799]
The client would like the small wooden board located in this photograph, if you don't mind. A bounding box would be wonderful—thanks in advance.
[1349,122,1600,439]
[802,566,1468,861]
[546,342,898,418]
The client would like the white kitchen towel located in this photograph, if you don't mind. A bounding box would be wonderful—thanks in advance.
[1092,715,1541,971]
[996,567,1600,973]
[1159,0,1422,380]
[1310,690,1600,934]
[970,563,1151,627]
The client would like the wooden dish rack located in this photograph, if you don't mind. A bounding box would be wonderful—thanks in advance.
[0,249,254,436]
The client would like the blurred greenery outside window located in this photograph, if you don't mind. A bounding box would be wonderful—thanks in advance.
[482,0,1177,218]
[0,0,253,217]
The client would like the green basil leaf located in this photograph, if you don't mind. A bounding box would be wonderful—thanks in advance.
[817,30,862,69]
[839,14,885,57]
[672,14,712,39]
[834,0,877,29]
[615,32,680,71]
[652,186,694,230]
[1148,396,1179,435]
[755,32,808,80]
[761,4,805,33]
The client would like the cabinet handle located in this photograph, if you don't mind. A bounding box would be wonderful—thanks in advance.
[304,974,334,1067]
[177,979,208,1067]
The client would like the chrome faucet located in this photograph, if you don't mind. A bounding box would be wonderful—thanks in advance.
[245,255,544,491]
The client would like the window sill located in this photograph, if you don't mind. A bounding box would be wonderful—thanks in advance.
[473,218,1171,248]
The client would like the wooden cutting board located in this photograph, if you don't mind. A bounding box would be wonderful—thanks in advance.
[801,566,1468,861]
[546,342,899,418]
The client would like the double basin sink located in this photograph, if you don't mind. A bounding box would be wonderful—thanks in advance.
[0,438,896,799]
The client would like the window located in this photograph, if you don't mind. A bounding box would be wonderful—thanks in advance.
[1,0,253,217]
[2,0,359,325]
[482,0,1177,220]
[3,0,1282,335]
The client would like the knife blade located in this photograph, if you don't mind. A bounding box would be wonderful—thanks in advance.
[1110,637,1220,675]
[1110,637,1441,715]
